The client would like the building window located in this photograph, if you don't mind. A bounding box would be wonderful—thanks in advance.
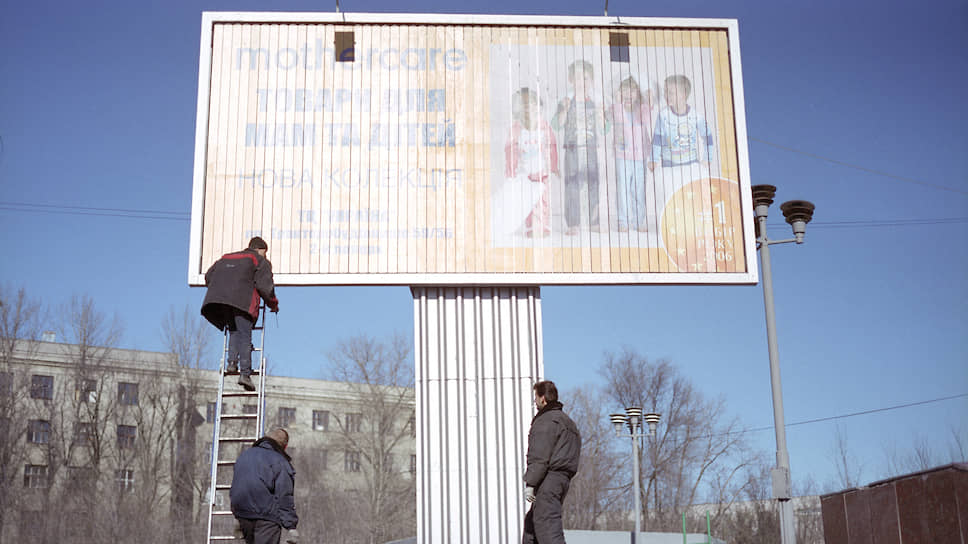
[23,464,49,488]
[243,404,258,415]
[75,378,97,403]
[118,382,139,406]
[68,466,95,492]
[116,469,135,493]
[117,425,136,449]
[19,510,44,537]
[0,371,12,396]
[410,454,417,475]
[206,402,217,423]
[278,407,296,427]
[312,410,330,431]
[344,451,361,473]
[27,420,51,444]
[30,375,53,400]
[74,422,94,446]
[408,415,416,438]
[344,412,363,433]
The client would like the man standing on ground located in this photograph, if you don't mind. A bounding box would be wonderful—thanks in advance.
[522,380,582,544]
[230,428,299,544]
[201,236,278,391]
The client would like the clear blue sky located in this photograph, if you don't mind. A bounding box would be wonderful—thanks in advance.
[1,0,965,493]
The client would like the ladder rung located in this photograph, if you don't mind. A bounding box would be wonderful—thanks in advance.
[211,510,235,516]
[217,460,237,466]
[221,370,261,376]
[209,537,243,541]
[221,392,260,398]
[220,414,258,420]
[218,436,258,443]
[216,484,231,490]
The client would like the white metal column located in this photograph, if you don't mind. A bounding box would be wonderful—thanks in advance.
[412,286,543,544]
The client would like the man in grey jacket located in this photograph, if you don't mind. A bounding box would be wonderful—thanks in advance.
[230,428,299,544]
[522,380,582,544]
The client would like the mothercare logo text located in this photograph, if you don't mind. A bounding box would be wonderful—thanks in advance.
[235,41,468,71]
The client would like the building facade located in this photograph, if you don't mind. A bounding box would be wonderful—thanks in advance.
[0,337,416,543]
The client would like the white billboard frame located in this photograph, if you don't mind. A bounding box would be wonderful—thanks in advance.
[188,12,758,286]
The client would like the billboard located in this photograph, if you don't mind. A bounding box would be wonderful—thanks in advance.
[188,13,757,285]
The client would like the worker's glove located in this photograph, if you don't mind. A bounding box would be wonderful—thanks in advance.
[285,528,299,544]
[268,300,279,313]
[525,486,536,503]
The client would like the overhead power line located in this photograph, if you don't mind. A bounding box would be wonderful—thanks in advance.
[767,217,968,230]
[742,392,968,435]
[750,137,968,196]
[0,201,190,221]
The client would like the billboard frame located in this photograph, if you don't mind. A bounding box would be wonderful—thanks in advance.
[188,11,758,286]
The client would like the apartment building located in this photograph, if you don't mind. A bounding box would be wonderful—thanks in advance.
[0,337,416,542]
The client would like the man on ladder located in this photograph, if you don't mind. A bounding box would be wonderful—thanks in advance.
[202,236,279,391]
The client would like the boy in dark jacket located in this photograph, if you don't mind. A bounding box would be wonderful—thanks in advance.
[522,380,581,544]
[201,236,279,391]
[230,428,298,544]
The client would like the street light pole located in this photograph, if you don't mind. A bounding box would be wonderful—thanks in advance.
[752,185,815,544]
[610,409,661,543]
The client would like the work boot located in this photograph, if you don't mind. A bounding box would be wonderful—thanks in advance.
[238,374,255,391]
[226,361,238,374]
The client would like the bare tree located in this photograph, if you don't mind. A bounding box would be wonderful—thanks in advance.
[600,347,758,530]
[561,384,627,530]
[829,424,864,490]
[0,285,45,539]
[161,305,213,543]
[324,333,416,543]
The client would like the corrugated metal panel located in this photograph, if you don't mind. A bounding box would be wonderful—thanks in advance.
[190,15,756,285]
[820,494,848,544]
[412,286,542,543]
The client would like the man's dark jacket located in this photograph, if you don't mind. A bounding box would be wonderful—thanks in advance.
[230,437,298,530]
[523,401,582,488]
[201,248,278,327]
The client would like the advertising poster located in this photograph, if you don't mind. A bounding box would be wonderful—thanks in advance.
[189,14,754,284]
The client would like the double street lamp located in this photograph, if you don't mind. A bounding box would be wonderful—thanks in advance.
[609,408,661,541]
[752,184,815,544]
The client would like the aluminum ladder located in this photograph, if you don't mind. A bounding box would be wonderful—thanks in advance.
[205,306,269,542]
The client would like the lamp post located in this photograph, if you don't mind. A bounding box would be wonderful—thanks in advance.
[610,408,661,542]
[752,184,815,544]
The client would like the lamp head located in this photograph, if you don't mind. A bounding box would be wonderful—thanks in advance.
[780,200,815,243]
[751,185,777,220]
[625,407,643,430]
[643,412,661,436]
[610,413,628,435]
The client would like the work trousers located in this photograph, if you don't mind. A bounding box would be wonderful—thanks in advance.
[238,518,281,544]
[227,312,255,375]
[522,471,572,544]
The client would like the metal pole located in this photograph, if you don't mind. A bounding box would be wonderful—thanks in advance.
[757,212,797,544]
[632,430,641,543]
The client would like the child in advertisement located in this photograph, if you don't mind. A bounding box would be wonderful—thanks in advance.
[648,74,714,174]
[553,60,604,235]
[503,87,560,238]
[607,76,654,233]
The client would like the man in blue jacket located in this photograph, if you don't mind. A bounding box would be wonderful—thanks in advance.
[522,380,582,544]
[201,236,279,391]
[230,428,298,544]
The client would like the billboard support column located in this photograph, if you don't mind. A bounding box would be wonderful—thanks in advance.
[413,286,543,543]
